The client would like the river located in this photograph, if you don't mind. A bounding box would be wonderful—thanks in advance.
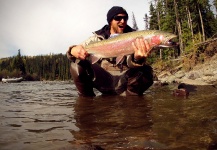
[0,81,217,150]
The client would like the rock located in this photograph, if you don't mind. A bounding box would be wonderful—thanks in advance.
[213,70,217,74]
[173,88,189,97]
[202,75,217,84]
[203,69,214,76]
[175,78,210,85]
[178,83,197,92]
[158,71,172,79]
[186,71,201,80]
[174,70,185,78]
[155,53,217,86]
[166,75,176,83]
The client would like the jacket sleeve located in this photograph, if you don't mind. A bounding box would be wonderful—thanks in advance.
[66,34,103,62]
[66,45,77,62]
[126,55,146,68]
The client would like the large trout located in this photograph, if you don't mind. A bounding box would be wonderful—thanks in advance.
[85,30,177,64]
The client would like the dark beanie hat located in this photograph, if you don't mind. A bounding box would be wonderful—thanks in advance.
[107,6,128,24]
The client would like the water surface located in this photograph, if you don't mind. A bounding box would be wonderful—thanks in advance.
[0,81,217,150]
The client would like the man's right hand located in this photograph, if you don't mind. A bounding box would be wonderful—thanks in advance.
[70,45,89,60]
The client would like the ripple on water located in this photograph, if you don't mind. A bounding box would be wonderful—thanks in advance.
[0,82,217,149]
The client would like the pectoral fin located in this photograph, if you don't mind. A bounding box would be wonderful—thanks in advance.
[89,55,101,64]
[116,56,126,65]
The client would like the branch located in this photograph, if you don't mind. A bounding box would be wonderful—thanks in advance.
[195,38,217,46]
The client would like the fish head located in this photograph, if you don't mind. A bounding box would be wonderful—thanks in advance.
[145,31,177,48]
[159,32,178,47]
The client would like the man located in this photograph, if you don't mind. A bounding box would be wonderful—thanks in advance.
[67,6,153,97]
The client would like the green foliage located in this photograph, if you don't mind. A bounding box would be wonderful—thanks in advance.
[147,0,217,60]
[160,0,176,32]
[0,53,71,81]
[13,49,26,75]
[149,3,159,30]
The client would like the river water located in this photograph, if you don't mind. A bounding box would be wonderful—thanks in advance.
[0,81,217,150]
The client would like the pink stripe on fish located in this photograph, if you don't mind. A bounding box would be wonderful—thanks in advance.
[150,35,164,46]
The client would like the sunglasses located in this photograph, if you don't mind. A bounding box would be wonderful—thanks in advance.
[113,15,128,21]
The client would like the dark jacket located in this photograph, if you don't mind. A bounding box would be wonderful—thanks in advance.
[95,25,135,39]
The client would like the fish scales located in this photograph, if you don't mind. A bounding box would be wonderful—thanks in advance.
[85,30,177,64]
[86,38,135,58]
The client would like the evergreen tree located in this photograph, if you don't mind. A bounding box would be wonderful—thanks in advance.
[143,13,149,30]
[13,49,26,75]
[149,3,159,30]
[155,0,178,32]
[198,0,217,38]
[214,0,217,11]
[0,53,72,81]
[132,12,139,30]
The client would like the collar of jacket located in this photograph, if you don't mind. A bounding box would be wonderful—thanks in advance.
[94,25,135,39]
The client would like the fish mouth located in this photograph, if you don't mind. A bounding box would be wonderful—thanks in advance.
[159,40,178,47]
[158,36,178,48]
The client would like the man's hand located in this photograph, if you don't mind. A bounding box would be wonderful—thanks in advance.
[70,45,88,60]
[132,38,151,60]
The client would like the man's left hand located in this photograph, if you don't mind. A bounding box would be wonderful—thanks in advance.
[132,38,151,60]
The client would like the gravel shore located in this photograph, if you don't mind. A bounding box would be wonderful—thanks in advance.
[156,54,217,86]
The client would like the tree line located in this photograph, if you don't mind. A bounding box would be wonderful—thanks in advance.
[0,50,71,81]
[144,0,217,59]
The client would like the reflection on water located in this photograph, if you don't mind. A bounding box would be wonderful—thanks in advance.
[0,81,217,150]
[72,95,155,150]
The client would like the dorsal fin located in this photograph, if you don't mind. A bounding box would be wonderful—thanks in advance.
[88,40,98,45]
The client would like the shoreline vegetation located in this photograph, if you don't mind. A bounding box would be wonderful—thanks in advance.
[0,50,71,82]
[153,38,217,86]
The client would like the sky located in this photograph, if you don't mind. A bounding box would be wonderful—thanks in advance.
[0,0,151,58]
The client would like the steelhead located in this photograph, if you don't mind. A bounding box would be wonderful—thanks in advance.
[85,30,177,64]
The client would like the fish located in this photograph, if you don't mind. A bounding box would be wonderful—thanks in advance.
[85,30,177,64]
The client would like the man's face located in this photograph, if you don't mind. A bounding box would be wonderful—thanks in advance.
[110,13,128,34]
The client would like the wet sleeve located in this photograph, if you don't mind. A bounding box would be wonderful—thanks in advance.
[66,35,100,62]
[126,55,146,68]
[66,45,77,62]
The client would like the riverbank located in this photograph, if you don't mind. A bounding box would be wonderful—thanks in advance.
[155,53,217,86]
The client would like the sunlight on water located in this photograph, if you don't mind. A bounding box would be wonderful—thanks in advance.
[0,81,217,150]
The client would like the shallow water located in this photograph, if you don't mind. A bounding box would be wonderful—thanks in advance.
[0,81,217,150]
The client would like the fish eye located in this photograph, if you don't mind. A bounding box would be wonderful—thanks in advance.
[167,40,178,46]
